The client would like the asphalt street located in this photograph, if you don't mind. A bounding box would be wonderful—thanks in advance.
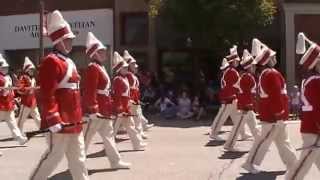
[0,116,318,180]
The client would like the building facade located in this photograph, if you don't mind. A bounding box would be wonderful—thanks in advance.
[0,0,156,76]
[282,0,320,89]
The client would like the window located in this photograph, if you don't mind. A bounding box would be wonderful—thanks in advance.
[121,12,148,46]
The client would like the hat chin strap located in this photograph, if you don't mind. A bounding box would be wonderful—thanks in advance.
[60,41,71,54]
[314,61,320,73]
[0,67,8,75]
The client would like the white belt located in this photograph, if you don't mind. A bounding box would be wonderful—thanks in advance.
[97,89,110,96]
[57,83,79,90]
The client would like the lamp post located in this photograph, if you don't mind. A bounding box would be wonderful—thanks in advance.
[186,37,200,92]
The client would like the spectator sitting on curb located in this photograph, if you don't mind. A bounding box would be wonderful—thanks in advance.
[176,91,193,120]
[154,93,177,119]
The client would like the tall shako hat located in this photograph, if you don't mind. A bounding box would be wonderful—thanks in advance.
[112,51,129,73]
[251,38,276,66]
[123,50,138,68]
[240,49,256,69]
[23,57,35,72]
[0,54,9,68]
[86,32,107,58]
[47,10,75,45]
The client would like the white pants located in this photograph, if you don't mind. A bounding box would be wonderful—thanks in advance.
[210,101,248,138]
[113,116,144,149]
[137,105,149,128]
[30,133,89,180]
[244,121,297,168]
[130,103,144,136]
[285,134,320,180]
[17,105,40,132]
[224,110,260,149]
[84,118,121,164]
[0,110,25,139]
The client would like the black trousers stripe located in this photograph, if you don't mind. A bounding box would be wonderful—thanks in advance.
[30,134,53,180]
[291,136,320,180]
[228,113,244,147]
[212,105,227,134]
[250,124,275,164]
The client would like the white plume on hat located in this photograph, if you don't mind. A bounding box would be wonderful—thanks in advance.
[47,10,75,45]
[23,57,35,71]
[225,45,240,62]
[220,58,230,70]
[296,33,320,70]
[251,38,262,56]
[113,51,129,73]
[0,54,9,68]
[86,32,107,58]
[230,45,238,55]
[296,33,307,54]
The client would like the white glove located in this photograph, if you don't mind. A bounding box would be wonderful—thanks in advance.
[49,124,63,133]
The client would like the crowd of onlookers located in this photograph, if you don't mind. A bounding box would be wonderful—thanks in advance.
[138,69,221,121]
[138,68,302,121]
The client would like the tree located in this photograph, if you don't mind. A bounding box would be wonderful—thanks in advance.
[149,0,276,54]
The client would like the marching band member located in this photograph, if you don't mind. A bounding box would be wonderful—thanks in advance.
[30,10,89,180]
[82,32,131,169]
[224,49,260,151]
[285,33,320,180]
[17,57,41,132]
[242,39,296,174]
[123,50,148,139]
[112,52,147,150]
[0,54,27,145]
[210,45,250,141]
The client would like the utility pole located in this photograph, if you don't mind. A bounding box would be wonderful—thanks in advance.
[39,0,45,65]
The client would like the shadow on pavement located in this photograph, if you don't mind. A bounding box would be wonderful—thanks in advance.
[119,149,145,153]
[205,140,226,147]
[146,114,213,128]
[219,151,248,160]
[0,137,14,142]
[237,171,286,180]
[88,168,119,175]
[50,170,71,180]
[0,145,27,149]
[87,148,145,159]
[94,137,129,144]
[87,149,106,158]
[50,168,125,179]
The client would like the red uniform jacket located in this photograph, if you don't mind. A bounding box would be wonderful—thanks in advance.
[219,67,239,104]
[237,72,256,111]
[82,62,112,116]
[17,75,37,108]
[126,71,140,103]
[258,68,289,123]
[0,73,15,111]
[38,52,82,133]
[300,75,320,134]
[112,74,130,114]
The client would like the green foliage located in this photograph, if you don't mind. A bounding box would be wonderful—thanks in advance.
[151,0,276,52]
[148,0,164,17]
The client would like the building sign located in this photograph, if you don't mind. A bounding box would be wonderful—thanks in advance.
[0,9,113,50]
